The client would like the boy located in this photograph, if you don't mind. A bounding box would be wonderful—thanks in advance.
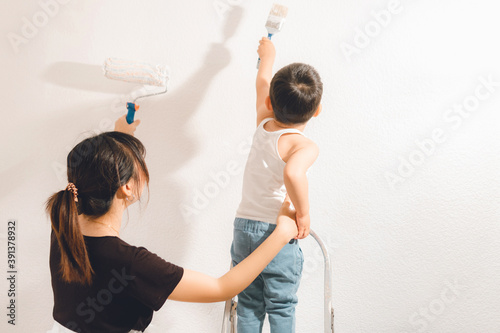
[230,37,323,333]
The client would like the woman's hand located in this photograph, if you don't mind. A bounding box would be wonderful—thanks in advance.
[276,198,298,241]
[114,115,141,136]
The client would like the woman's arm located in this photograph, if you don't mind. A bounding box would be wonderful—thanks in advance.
[168,200,298,303]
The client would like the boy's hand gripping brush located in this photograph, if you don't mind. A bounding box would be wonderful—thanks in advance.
[256,3,288,69]
[103,58,169,124]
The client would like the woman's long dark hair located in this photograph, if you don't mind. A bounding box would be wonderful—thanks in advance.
[45,131,150,285]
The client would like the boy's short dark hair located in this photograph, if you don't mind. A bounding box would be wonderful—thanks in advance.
[269,63,323,124]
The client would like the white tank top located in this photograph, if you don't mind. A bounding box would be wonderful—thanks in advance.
[236,118,304,224]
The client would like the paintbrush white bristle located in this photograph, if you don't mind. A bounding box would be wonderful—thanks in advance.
[265,4,288,34]
[269,4,288,18]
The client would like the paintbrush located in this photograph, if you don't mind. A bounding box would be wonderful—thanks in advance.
[257,3,289,69]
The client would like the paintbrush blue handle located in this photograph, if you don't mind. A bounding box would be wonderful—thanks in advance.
[126,103,136,124]
[256,33,273,69]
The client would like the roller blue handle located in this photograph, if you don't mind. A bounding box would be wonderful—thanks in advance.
[256,33,273,69]
[126,103,136,124]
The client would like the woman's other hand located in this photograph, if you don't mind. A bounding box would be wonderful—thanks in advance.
[276,198,298,241]
[114,115,141,136]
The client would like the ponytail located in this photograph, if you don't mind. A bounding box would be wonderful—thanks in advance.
[46,189,94,285]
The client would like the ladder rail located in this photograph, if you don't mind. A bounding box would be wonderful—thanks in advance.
[309,229,334,333]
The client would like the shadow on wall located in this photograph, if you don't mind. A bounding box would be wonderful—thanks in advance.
[38,6,244,261]
[147,6,243,260]
[42,62,134,94]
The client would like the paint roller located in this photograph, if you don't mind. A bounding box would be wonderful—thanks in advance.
[103,58,170,124]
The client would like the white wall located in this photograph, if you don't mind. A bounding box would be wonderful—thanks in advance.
[1,0,499,332]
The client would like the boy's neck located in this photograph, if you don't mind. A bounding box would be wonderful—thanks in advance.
[272,119,307,132]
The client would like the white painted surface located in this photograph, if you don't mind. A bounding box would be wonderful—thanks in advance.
[0,0,499,332]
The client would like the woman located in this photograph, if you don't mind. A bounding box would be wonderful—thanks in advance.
[46,116,298,333]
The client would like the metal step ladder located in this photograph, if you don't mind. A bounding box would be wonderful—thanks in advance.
[221,229,334,332]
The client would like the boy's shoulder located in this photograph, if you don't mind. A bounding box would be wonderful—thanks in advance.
[278,133,318,164]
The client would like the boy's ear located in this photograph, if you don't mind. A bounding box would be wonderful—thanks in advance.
[265,96,273,111]
[313,104,322,117]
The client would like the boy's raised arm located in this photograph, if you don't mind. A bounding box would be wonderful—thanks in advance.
[256,37,276,126]
[283,140,319,239]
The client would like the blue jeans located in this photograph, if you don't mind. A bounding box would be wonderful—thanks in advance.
[230,218,304,333]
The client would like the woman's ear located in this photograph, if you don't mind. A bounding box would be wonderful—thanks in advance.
[265,96,273,111]
[116,181,134,200]
[313,104,322,117]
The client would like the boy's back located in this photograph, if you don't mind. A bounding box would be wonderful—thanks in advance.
[236,118,307,224]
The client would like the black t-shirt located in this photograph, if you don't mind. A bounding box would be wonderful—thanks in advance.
[49,230,184,333]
